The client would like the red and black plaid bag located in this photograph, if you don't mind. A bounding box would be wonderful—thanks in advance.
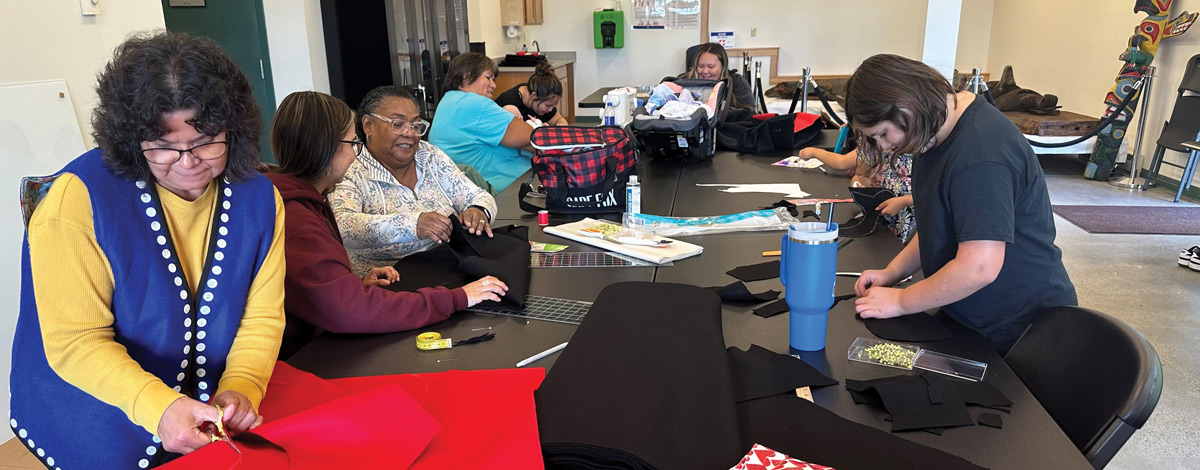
[519,126,638,214]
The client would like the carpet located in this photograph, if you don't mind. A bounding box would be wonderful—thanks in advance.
[1052,205,1200,235]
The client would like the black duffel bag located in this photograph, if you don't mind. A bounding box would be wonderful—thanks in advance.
[716,108,825,153]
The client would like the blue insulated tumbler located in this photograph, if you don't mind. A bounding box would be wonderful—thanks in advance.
[779,222,839,351]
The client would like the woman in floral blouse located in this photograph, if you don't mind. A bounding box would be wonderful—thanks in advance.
[330,86,498,274]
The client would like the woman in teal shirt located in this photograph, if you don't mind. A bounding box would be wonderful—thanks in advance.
[430,52,534,192]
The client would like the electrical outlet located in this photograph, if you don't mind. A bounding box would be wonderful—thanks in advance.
[751,27,757,37]
[79,0,100,15]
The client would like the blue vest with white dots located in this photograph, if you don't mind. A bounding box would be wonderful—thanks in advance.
[9,149,278,469]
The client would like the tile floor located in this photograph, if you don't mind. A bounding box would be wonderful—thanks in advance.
[1040,155,1199,470]
[0,156,1194,469]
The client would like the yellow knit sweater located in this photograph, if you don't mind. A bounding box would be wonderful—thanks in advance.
[27,173,286,436]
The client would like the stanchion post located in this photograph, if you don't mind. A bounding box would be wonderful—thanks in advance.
[1109,66,1155,190]
[801,67,812,114]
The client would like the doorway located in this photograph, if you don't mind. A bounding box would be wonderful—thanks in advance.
[160,0,277,162]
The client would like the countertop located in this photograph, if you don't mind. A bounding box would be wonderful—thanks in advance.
[495,51,575,72]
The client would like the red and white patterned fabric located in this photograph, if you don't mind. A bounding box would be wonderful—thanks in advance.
[731,443,837,470]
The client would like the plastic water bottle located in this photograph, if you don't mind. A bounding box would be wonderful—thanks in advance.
[625,175,641,214]
[603,98,617,127]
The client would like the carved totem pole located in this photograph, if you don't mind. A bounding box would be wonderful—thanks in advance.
[1085,0,1196,180]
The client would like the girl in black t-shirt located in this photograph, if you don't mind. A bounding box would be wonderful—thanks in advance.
[494,62,568,126]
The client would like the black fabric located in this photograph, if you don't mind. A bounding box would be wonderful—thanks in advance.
[765,199,822,220]
[911,98,1077,353]
[716,108,824,153]
[706,282,779,303]
[737,395,985,470]
[978,412,1004,429]
[838,187,895,238]
[494,84,558,123]
[752,295,851,319]
[858,312,954,342]
[873,374,975,432]
[537,282,985,470]
[832,293,855,309]
[389,217,531,310]
[728,345,837,402]
[752,299,789,318]
[958,380,1013,411]
[536,282,744,470]
[726,260,780,282]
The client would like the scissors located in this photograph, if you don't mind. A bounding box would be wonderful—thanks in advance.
[204,405,242,455]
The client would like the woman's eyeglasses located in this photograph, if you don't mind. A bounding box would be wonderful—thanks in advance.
[369,113,430,136]
[341,139,365,156]
[141,141,228,165]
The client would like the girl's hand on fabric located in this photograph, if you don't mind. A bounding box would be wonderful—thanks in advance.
[157,397,221,454]
[525,116,545,128]
[460,207,493,237]
[876,196,909,217]
[797,147,817,160]
[855,286,907,319]
[362,266,400,287]
[213,390,261,435]
[854,269,898,297]
[416,212,453,243]
[462,276,508,306]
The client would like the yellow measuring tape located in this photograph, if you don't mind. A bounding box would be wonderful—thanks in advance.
[416,332,453,350]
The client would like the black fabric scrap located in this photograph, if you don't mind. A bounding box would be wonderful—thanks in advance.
[873,374,975,432]
[958,380,1014,412]
[858,312,953,342]
[978,412,1004,429]
[727,345,837,402]
[839,187,895,238]
[752,299,789,318]
[726,260,780,282]
[390,216,531,310]
[706,282,780,303]
[832,293,856,309]
[738,395,985,470]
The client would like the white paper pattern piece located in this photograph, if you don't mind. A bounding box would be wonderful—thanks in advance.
[696,183,811,198]
[632,0,700,29]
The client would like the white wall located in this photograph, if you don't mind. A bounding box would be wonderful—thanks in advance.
[263,0,331,105]
[987,0,1134,118]
[0,0,166,442]
[471,0,994,119]
[1,1,166,148]
[988,0,1200,187]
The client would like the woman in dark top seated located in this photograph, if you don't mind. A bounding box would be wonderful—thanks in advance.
[494,62,568,126]
[264,91,508,358]
[847,54,1076,353]
[681,42,753,110]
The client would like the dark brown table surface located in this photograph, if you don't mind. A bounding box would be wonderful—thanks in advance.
[287,149,1091,470]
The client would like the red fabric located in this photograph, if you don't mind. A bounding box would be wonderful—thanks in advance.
[793,113,821,133]
[731,443,836,470]
[752,113,777,121]
[160,362,546,469]
[264,173,467,338]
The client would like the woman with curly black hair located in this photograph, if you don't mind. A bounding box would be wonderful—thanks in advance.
[10,31,286,468]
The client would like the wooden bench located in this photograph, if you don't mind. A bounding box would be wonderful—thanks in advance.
[1004,110,1101,136]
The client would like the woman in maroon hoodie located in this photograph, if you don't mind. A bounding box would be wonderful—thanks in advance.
[265,91,508,357]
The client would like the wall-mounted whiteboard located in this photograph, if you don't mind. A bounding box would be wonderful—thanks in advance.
[0,80,86,435]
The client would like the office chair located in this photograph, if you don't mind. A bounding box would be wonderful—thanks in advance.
[1141,53,1200,202]
[684,44,704,73]
[1005,306,1163,469]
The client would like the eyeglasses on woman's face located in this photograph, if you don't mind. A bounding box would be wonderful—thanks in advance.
[340,139,365,156]
[369,113,430,136]
[141,141,229,165]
